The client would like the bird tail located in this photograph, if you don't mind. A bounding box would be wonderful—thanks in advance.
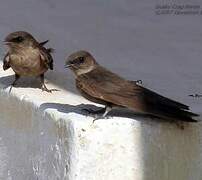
[150,105,199,122]
[137,86,199,123]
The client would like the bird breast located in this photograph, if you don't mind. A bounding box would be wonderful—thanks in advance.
[9,48,47,76]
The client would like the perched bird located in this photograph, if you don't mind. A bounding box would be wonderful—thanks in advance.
[65,50,199,122]
[3,31,54,92]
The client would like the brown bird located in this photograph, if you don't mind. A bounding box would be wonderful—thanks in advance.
[65,50,199,122]
[3,31,54,92]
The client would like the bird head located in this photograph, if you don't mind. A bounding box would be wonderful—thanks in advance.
[4,31,37,50]
[65,50,97,76]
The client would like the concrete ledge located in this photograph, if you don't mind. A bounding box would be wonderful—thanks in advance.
[0,62,202,180]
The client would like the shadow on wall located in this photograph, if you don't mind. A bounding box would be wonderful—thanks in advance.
[0,70,153,121]
[39,102,191,130]
[0,71,77,94]
[45,70,77,93]
[0,73,152,120]
[0,72,198,126]
[40,102,159,121]
[0,74,41,89]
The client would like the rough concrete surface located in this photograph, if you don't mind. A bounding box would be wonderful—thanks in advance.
[0,62,201,180]
[0,0,202,179]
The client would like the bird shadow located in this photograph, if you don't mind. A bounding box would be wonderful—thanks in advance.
[0,74,191,129]
[39,102,176,125]
[0,74,40,89]
[0,74,59,92]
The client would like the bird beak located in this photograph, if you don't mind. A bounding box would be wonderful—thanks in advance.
[64,63,71,68]
[64,65,70,68]
[65,60,74,68]
[3,40,11,45]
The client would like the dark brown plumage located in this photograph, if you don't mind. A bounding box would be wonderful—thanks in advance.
[65,50,199,122]
[3,31,53,92]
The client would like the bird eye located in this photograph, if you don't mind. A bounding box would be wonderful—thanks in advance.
[69,60,74,64]
[78,57,84,63]
[14,36,24,43]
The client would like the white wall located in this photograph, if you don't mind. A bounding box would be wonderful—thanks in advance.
[0,63,201,180]
[0,0,202,179]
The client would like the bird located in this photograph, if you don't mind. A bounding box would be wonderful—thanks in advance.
[3,31,54,92]
[65,50,199,122]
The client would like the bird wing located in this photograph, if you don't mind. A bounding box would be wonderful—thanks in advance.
[135,86,198,120]
[76,66,147,110]
[3,53,10,70]
[77,66,198,122]
[39,40,54,53]
[39,40,49,46]
[39,46,53,70]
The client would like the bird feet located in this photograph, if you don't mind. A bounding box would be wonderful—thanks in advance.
[8,81,18,93]
[82,106,112,123]
[41,84,52,93]
[92,116,110,123]
[8,85,14,93]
